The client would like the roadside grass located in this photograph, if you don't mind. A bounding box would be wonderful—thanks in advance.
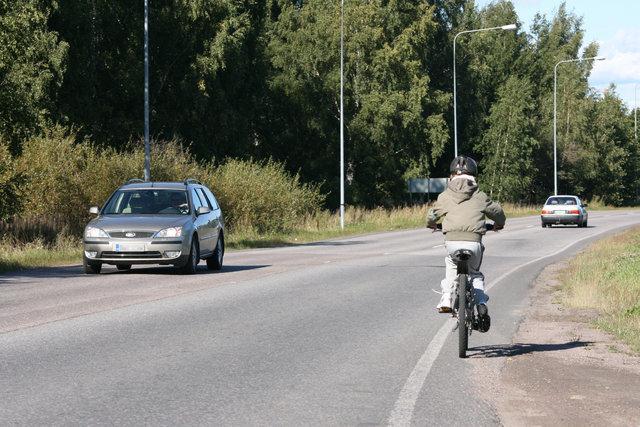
[0,236,82,273]
[560,226,640,353]
[227,203,539,249]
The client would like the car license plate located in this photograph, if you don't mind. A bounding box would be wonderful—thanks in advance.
[114,243,146,252]
[554,210,565,214]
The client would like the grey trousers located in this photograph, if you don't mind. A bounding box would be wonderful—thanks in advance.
[440,241,488,305]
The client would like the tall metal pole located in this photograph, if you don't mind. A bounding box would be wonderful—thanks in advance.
[553,63,558,196]
[339,0,345,230]
[553,56,605,196]
[452,24,516,158]
[453,33,458,158]
[635,83,638,143]
[143,0,151,181]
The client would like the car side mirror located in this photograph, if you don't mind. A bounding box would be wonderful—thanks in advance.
[89,206,100,215]
[196,206,211,216]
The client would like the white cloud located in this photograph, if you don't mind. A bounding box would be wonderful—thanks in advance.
[591,51,640,84]
[588,28,640,107]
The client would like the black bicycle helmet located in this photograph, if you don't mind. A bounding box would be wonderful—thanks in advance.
[449,155,478,176]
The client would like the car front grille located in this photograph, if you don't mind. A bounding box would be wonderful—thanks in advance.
[108,231,155,238]
[100,251,163,259]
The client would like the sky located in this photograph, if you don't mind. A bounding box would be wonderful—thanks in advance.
[475,0,640,109]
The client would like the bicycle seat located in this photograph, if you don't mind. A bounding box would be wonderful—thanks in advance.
[451,249,473,262]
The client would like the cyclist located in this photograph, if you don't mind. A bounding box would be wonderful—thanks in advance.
[426,156,505,331]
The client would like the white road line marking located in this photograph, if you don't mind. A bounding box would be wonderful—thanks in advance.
[432,244,444,248]
[388,224,634,426]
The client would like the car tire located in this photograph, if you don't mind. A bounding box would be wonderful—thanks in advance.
[206,233,224,271]
[83,256,102,274]
[179,237,199,275]
[116,264,132,271]
[541,223,547,228]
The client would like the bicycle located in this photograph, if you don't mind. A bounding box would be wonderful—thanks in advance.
[442,224,495,358]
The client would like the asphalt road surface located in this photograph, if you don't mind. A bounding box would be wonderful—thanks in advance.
[1,211,639,425]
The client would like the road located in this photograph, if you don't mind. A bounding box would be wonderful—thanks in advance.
[1,211,639,425]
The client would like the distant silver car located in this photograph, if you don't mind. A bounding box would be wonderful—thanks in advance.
[83,179,224,274]
[540,195,588,228]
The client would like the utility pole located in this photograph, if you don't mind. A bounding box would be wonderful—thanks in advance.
[635,83,638,143]
[143,0,151,181]
[339,0,345,229]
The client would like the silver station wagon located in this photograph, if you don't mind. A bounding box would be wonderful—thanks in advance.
[83,179,224,274]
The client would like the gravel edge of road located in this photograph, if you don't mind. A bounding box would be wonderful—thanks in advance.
[478,260,640,426]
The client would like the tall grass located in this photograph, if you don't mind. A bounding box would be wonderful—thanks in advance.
[227,203,539,248]
[560,227,640,353]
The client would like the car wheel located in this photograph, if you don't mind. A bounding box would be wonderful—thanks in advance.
[83,255,102,274]
[541,223,547,228]
[583,220,588,227]
[116,264,132,271]
[207,233,224,271]
[179,237,199,275]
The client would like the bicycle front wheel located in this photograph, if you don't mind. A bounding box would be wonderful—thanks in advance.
[457,273,468,358]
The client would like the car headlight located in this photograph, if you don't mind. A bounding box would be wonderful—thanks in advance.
[154,227,183,238]
[85,227,109,238]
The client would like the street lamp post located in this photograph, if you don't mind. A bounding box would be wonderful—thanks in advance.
[453,23,516,158]
[143,0,151,181]
[553,56,605,195]
[635,83,638,143]
[339,0,345,229]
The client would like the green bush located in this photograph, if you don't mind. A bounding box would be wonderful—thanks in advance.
[207,159,324,233]
[11,128,324,238]
[0,140,19,220]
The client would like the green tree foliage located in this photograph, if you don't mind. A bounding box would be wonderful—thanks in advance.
[51,0,268,157]
[454,0,525,154]
[478,76,538,202]
[1,0,638,211]
[560,87,635,205]
[265,0,449,206]
[0,0,67,150]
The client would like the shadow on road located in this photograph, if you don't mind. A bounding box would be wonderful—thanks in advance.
[302,240,368,247]
[467,341,594,358]
[0,263,270,283]
[546,225,596,229]
[230,238,368,249]
[0,265,83,284]
[104,264,270,275]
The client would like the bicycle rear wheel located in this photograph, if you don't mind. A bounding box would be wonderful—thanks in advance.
[457,274,468,358]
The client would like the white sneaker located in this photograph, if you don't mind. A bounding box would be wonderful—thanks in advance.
[437,293,452,313]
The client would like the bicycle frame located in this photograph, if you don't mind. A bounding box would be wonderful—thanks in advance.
[451,249,477,358]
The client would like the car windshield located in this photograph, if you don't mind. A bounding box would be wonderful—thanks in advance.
[103,190,190,215]
[546,196,578,206]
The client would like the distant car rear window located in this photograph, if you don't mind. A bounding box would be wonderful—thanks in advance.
[546,197,577,205]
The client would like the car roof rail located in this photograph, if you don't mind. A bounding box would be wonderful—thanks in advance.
[125,178,145,185]
[183,178,201,186]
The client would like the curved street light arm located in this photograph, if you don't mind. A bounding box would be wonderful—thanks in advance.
[452,24,516,157]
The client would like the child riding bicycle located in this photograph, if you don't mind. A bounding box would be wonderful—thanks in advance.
[426,156,506,331]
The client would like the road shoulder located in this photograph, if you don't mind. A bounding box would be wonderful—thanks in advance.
[478,262,640,426]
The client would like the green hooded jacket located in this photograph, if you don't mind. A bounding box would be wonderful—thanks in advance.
[426,176,506,242]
